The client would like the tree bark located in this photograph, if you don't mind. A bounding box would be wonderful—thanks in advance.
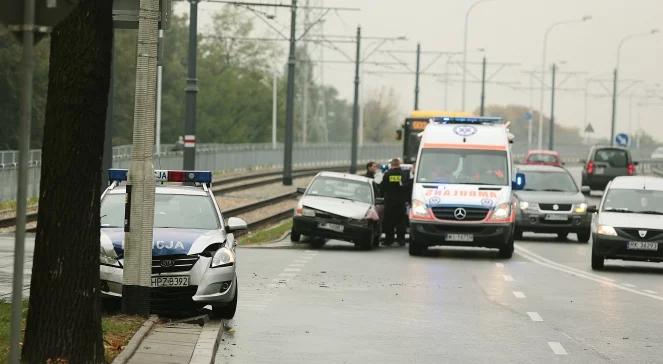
[22,1,113,363]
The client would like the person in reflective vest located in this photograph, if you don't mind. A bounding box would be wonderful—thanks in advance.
[380,158,410,246]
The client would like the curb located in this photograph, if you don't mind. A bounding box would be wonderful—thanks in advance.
[112,315,159,364]
[189,319,224,364]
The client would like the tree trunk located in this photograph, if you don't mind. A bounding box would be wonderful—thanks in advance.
[22,1,113,363]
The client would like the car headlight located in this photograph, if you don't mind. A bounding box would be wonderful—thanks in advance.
[411,199,430,218]
[302,208,316,217]
[597,225,617,236]
[519,201,529,210]
[100,249,121,267]
[492,202,511,220]
[211,247,235,268]
[575,203,588,214]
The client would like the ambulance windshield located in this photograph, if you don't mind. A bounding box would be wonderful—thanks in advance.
[416,148,508,186]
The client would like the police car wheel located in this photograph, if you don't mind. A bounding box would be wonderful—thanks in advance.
[291,230,301,242]
[213,280,238,319]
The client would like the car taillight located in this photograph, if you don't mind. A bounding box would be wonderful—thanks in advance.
[627,163,635,176]
[586,161,594,175]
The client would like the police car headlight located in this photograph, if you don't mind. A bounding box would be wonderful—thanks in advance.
[411,199,430,218]
[492,202,511,220]
[574,203,588,214]
[597,225,617,236]
[211,247,235,268]
[100,250,121,267]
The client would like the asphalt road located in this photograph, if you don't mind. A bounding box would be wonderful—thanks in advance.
[217,167,663,363]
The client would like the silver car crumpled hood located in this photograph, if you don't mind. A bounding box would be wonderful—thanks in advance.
[301,195,371,220]
[514,191,585,205]
[598,212,663,230]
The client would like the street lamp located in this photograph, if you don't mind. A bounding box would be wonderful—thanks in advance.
[610,28,659,145]
[461,0,496,111]
[536,15,591,149]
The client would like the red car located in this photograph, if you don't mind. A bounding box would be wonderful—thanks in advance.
[523,150,562,167]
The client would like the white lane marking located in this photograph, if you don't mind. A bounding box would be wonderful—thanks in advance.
[644,290,657,294]
[513,291,526,299]
[548,342,568,355]
[293,259,308,264]
[516,245,663,302]
[278,272,296,277]
[284,267,301,272]
[623,283,636,288]
[288,263,305,267]
[495,263,504,268]
[527,312,543,322]
[503,274,514,282]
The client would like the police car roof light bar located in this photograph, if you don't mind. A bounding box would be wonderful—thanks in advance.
[108,169,213,185]
[432,116,503,125]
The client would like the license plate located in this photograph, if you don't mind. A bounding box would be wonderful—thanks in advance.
[595,167,605,174]
[446,233,474,242]
[319,222,344,232]
[151,276,189,288]
[545,214,568,221]
[627,241,658,251]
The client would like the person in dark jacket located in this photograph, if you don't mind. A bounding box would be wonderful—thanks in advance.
[365,161,378,179]
[380,158,409,246]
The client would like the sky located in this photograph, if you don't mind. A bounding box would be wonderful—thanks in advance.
[178,0,663,142]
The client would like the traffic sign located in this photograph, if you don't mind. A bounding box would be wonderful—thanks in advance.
[584,123,594,133]
[615,133,630,147]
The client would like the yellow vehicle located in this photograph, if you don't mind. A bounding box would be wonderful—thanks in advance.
[397,110,471,163]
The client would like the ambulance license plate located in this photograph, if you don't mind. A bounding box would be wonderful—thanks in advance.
[319,222,344,233]
[446,233,473,242]
[627,241,658,251]
[151,276,189,288]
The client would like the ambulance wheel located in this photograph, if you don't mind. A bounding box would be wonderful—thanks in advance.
[498,233,514,259]
[408,239,426,256]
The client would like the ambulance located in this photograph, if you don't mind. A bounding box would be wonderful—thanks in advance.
[408,116,525,257]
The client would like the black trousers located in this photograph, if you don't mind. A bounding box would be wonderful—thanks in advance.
[383,203,406,243]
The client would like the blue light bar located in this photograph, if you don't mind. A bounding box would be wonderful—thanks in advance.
[432,116,503,125]
[108,169,213,185]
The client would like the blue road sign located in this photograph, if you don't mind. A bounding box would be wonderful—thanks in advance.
[615,133,630,147]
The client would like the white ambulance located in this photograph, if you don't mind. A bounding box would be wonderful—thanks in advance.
[408,116,525,257]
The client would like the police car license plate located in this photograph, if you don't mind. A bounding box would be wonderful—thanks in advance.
[151,276,189,288]
[545,214,568,221]
[627,241,658,251]
[446,233,473,242]
[319,222,344,233]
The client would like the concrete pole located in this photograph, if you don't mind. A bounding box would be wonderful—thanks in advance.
[350,26,361,174]
[156,29,164,156]
[10,0,35,361]
[183,0,199,169]
[272,72,277,149]
[548,63,556,151]
[480,56,486,116]
[610,68,618,146]
[414,43,420,110]
[283,0,297,185]
[122,0,160,316]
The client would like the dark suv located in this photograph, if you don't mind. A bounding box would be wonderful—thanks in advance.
[581,146,635,192]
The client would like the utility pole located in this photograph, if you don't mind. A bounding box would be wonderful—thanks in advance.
[102,33,115,191]
[156,29,164,156]
[350,26,361,174]
[272,72,277,149]
[123,0,160,316]
[480,56,486,116]
[610,68,617,146]
[300,0,310,145]
[283,0,297,185]
[183,0,199,169]
[414,43,420,110]
[548,63,556,151]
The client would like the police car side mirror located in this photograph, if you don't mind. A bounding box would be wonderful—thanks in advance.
[226,217,248,232]
[296,187,306,194]
[512,172,526,191]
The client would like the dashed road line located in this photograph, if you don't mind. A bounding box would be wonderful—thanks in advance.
[288,263,305,267]
[623,283,636,288]
[503,274,514,282]
[513,291,526,299]
[548,342,568,355]
[284,267,301,272]
[495,263,504,268]
[278,272,296,277]
[527,312,543,322]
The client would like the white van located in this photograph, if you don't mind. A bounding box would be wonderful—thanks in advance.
[408,117,525,257]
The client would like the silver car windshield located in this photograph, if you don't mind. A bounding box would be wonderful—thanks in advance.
[306,177,373,204]
[603,189,663,215]
[101,193,221,229]
[521,171,577,192]
[417,148,508,186]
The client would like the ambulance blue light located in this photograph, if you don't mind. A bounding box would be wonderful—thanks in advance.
[108,169,213,185]
[432,116,503,125]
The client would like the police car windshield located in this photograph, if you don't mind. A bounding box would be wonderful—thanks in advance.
[520,171,577,192]
[417,148,508,186]
[101,193,220,229]
[602,189,663,215]
[306,177,373,204]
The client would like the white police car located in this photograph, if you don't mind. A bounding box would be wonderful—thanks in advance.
[99,169,246,317]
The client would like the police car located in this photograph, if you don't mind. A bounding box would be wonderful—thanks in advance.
[408,117,525,257]
[99,169,246,317]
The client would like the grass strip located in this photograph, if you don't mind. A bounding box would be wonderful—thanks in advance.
[241,219,293,245]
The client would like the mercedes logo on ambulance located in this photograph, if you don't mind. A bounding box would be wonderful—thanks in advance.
[452,125,477,137]
[453,208,467,220]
